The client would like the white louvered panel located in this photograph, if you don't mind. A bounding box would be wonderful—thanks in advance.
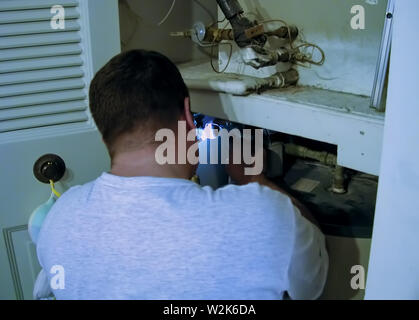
[0,112,88,133]
[0,7,79,24]
[0,0,91,134]
[0,19,80,37]
[0,55,83,73]
[0,67,84,86]
[0,100,86,121]
[0,44,82,62]
[0,89,86,110]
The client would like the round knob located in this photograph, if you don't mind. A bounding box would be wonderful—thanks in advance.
[33,154,66,184]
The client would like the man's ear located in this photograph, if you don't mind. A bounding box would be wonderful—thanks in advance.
[183,97,196,130]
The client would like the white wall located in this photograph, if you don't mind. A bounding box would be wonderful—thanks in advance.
[366,0,419,299]
[87,0,121,72]
[119,0,217,63]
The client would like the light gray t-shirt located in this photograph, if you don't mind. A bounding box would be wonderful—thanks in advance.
[37,172,328,300]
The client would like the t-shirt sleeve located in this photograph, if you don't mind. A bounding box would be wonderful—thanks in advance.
[285,205,329,300]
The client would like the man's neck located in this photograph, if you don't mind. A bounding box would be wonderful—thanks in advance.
[110,147,193,180]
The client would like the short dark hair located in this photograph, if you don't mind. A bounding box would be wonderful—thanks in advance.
[89,49,189,155]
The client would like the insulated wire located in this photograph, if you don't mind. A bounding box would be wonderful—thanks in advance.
[197,21,233,73]
[49,180,61,198]
[210,41,233,73]
[157,0,176,26]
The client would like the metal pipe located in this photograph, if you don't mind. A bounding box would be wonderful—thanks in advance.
[284,143,347,194]
[172,26,298,44]
[332,165,347,194]
[216,0,244,20]
[265,26,299,42]
[284,143,337,166]
[216,0,266,48]
[184,69,299,96]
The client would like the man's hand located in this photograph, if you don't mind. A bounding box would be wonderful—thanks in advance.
[225,161,264,185]
[225,145,266,185]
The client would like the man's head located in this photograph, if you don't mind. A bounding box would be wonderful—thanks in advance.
[89,49,192,159]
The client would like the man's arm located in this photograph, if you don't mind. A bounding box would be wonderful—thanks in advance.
[226,160,328,299]
[249,174,320,228]
[226,157,320,228]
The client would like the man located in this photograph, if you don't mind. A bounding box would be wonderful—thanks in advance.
[37,49,328,300]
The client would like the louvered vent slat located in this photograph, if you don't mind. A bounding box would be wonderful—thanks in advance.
[0,89,86,110]
[0,78,85,98]
[0,0,91,134]
[0,100,87,121]
[0,19,80,37]
[0,112,88,133]
[0,66,84,86]
[0,7,79,24]
[0,44,82,62]
[1,31,81,49]
[0,55,83,73]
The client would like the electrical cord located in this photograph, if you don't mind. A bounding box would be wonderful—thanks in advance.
[293,43,326,66]
[194,20,234,73]
[119,0,177,48]
[157,0,176,26]
[121,0,176,27]
[210,41,233,73]
[49,180,61,198]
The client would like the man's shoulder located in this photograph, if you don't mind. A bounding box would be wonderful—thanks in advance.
[47,179,97,215]
[62,177,100,198]
[37,179,97,247]
[210,182,296,222]
[215,182,292,206]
